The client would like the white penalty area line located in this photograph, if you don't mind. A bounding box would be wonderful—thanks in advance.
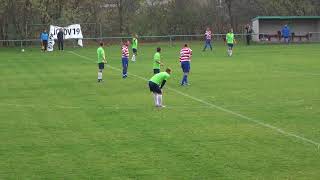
[69,51,320,148]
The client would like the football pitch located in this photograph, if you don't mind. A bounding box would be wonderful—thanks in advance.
[0,42,320,179]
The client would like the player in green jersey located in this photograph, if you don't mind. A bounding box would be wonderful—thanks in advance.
[131,34,138,62]
[226,28,236,56]
[153,47,164,74]
[97,42,107,82]
[148,68,172,108]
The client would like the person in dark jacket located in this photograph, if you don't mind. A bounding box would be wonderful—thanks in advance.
[57,28,64,50]
[245,24,253,45]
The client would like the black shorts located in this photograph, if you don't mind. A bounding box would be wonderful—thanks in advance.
[42,40,48,50]
[149,81,162,94]
[153,69,160,74]
[132,48,137,54]
[227,43,234,48]
[98,63,104,70]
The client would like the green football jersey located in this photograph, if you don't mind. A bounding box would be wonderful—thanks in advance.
[150,72,170,85]
[226,33,235,44]
[132,38,138,49]
[97,47,105,63]
[153,52,161,69]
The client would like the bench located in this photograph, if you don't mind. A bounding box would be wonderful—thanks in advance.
[259,33,312,42]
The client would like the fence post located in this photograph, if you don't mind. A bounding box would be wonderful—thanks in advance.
[25,23,28,39]
[169,35,172,47]
[99,23,102,38]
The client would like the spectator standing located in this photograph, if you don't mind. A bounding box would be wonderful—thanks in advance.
[281,25,291,44]
[245,24,253,45]
[40,29,49,52]
[57,28,64,51]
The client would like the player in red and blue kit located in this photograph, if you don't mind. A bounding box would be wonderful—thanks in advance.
[203,28,213,51]
[121,41,130,78]
[180,44,192,86]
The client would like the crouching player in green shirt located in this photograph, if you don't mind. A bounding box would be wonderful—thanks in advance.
[153,47,164,74]
[148,68,171,108]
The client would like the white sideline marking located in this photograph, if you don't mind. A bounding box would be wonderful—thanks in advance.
[272,70,320,77]
[0,103,209,110]
[69,51,320,148]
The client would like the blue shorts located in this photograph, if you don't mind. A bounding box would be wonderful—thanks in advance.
[149,81,162,94]
[122,57,129,65]
[227,43,234,48]
[98,63,104,70]
[181,61,190,73]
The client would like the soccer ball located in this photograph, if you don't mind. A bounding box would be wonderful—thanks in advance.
[21,49,25,52]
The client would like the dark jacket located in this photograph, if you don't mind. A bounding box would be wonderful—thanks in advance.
[57,31,64,41]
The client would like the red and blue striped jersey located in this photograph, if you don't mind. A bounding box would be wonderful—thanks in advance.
[180,47,192,62]
[205,30,212,40]
[122,45,129,58]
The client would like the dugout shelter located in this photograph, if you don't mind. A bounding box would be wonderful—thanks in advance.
[251,16,320,42]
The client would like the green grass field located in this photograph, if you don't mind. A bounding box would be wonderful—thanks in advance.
[0,42,320,179]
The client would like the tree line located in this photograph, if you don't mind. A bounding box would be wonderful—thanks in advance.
[0,0,319,40]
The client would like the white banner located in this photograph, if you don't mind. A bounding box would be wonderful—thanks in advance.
[48,24,83,51]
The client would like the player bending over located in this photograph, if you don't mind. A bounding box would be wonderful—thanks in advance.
[148,68,172,108]
[180,44,192,86]
[97,42,107,82]
[131,34,138,62]
[226,28,236,56]
[153,47,164,74]
[121,41,130,78]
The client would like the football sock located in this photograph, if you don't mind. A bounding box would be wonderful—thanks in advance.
[98,72,102,80]
[182,75,187,84]
[132,55,136,61]
[153,94,158,106]
[157,94,162,106]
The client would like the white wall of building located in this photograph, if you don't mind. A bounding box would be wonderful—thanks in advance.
[252,19,259,41]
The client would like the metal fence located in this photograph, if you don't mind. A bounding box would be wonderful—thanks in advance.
[0,34,234,48]
[1,33,320,48]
